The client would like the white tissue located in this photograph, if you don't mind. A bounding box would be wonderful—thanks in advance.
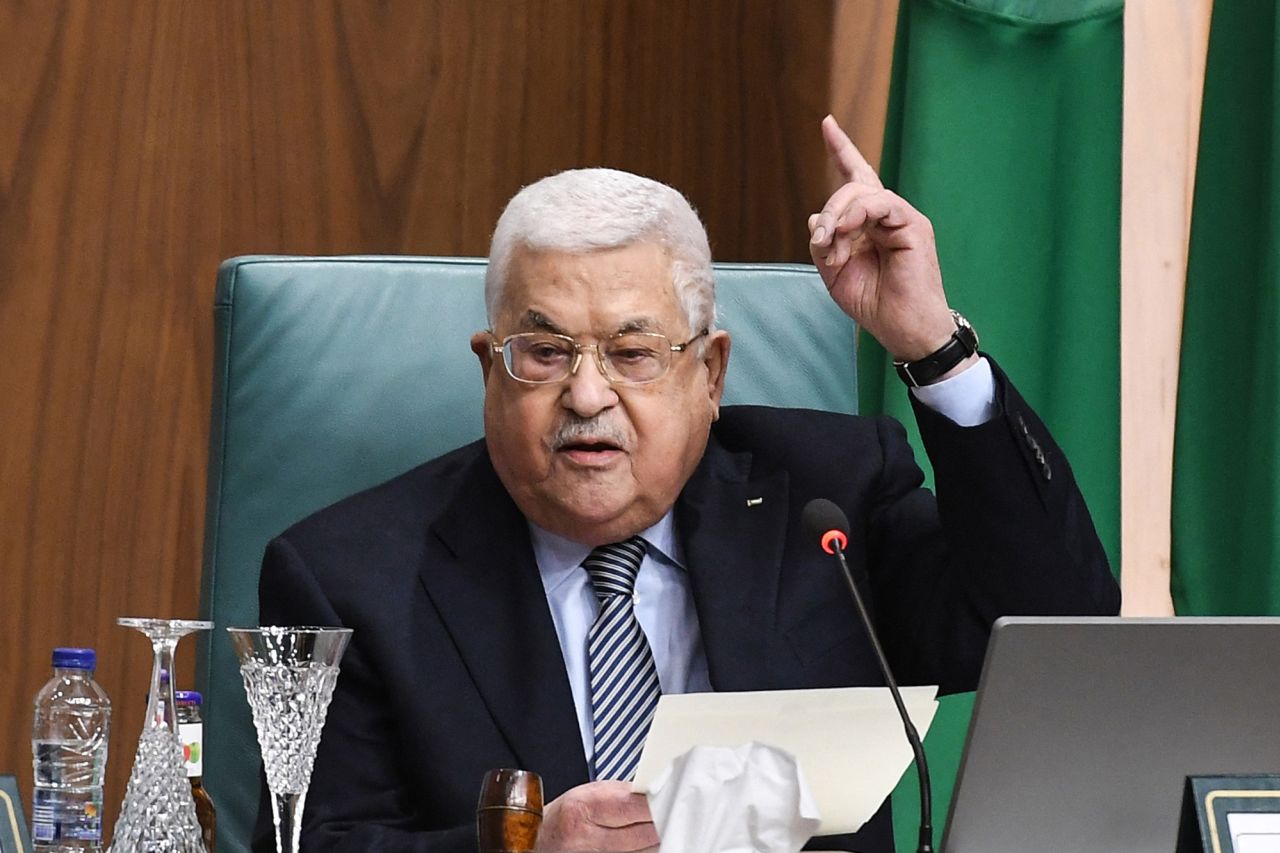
[645,742,822,853]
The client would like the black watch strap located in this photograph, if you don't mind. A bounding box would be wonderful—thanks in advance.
[894,310,979,387]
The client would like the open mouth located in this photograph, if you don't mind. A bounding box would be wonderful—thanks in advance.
[557,439,624,464]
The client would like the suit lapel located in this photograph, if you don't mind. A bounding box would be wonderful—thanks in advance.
[415,434,792,793]
[419,450,588,797]
[677,435,790,691]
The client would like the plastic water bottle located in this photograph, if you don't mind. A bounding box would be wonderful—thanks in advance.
[31,648,112,852]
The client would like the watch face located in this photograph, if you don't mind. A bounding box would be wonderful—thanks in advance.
[950,310,978,350]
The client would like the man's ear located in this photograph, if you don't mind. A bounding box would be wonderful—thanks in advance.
[470,332,495,383]
[703,330,731,421]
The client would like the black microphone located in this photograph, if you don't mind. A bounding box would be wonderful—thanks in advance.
[801,498,934,853]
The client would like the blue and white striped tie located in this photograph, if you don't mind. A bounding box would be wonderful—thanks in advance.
[584,537,661,781]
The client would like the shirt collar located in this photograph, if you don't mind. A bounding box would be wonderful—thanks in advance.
[529,510,682,594]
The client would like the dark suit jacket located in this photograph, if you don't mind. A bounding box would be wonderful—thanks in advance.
[256,366,1119,853]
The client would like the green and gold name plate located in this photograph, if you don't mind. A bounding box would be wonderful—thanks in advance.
[0,775,32,853]
[1178,775,1280,853]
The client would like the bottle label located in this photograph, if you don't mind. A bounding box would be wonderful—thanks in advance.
[31,788,103,842]
[179,721,203,778]
[32,794,56,842]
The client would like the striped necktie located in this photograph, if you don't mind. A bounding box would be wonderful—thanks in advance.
[583,536,661,781]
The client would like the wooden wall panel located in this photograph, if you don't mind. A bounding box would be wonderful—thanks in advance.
[0,0,894,839]
[830,0,900,171]
[0,5,216,839]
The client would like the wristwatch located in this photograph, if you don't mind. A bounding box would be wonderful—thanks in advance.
[894,310,979,387]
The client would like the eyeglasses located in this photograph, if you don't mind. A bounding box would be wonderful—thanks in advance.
[491,329,709,385]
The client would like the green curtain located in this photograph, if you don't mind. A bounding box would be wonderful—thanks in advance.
[873,1,1124,848]
[1171,0,1280,615]
[866,0,1123,567]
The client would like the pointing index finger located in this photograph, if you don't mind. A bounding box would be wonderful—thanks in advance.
[822,114,883,190]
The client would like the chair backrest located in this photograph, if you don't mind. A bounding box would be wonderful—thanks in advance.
[196,254,858,853]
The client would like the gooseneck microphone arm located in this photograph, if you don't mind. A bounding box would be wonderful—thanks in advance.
[802,499,934,853]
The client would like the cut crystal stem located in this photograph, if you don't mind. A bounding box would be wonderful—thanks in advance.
[146,635,179,735]
[272,790,307,853]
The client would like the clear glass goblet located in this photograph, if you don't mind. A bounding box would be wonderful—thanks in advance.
[227,626,352,853]
[109,617,213,853]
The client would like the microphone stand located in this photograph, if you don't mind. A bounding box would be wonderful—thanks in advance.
[830,541,935,853]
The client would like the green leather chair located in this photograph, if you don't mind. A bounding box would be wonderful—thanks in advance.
[197,255,861,852]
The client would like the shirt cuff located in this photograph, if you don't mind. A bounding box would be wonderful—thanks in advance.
[909,356,997,427]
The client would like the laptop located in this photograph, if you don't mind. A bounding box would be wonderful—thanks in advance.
[941,617,1280,853]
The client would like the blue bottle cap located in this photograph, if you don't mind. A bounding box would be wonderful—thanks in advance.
[52,648,96,671]
[174,691,202,705]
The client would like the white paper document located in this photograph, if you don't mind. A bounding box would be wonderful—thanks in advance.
[1228,812,1280,853]
[633,685,939,836]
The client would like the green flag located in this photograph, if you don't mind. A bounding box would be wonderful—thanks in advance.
[1171,0,1280,615]
[873,1,1123,847]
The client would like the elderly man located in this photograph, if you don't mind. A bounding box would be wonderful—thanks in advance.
[255,117,1119,853]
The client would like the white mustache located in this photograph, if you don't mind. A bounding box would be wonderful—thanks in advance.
[551,418,629,451]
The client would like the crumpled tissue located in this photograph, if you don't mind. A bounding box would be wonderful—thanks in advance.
[645,741,822,853]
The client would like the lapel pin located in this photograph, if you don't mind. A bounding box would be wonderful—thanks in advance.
[746,497,764,507]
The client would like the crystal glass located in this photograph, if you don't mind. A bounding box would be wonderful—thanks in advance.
[109,617,213,853]
[228,626,352,853]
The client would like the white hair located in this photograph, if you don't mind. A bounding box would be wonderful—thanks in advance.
[485,168,716,334]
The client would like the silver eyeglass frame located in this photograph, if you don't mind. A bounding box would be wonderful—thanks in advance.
[489,328,709,385]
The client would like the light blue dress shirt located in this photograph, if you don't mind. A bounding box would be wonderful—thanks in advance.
[530,357,996,772]
[531,513,713,770]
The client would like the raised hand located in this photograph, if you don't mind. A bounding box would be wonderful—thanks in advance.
[807,115,961,365]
